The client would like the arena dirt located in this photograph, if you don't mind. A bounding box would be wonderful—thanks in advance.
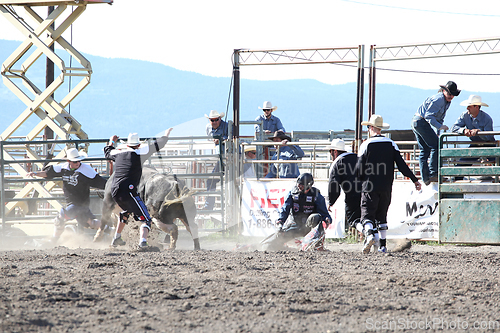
[1,228,500,333]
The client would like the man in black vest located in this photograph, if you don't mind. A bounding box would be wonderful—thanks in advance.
[357,115,421,254]
[262,173,331,251]
[328,139,362,233]
[104,129,172,248]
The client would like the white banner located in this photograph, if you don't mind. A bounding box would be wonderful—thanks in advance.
[386,182,439,240]
[240,180,439,240]
[240,179,345,239]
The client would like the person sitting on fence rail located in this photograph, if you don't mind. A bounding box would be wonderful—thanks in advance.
[242,145,257,178]
[327,138,361,234]
[451,94,496,180]
[204,110,228,211]
[27,148,107,243]
[254,101,285,135]
[411,81,460,185]
[265,131,304,179]
[357,115,422,254]
[261,173,331,251]
[452,94,495,143]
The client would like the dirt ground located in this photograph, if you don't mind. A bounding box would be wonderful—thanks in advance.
[1,227,500,333]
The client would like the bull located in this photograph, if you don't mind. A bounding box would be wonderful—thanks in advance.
[97,166,200,250]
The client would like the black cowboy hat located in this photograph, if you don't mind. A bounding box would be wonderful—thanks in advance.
[267,131,292,141]
[439,81,461,96]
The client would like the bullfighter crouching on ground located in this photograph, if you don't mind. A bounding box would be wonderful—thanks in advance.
[262,173,331,251]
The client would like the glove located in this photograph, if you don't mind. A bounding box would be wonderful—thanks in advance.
[275,221,284,237]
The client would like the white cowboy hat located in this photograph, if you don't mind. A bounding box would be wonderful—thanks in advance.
[66,148,87,162]
[258,101,277,111]
[460,95,489,107]
[126,133,141,146]
[361,114,390,130]
[329,139,346,151]
[205,110,225,119]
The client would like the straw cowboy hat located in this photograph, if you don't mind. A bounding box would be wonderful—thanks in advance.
[66,148,87,162]
[361,114,390,130]
[267,130,292,141]
[439,81,461,96]
[329,139,346,152]
[205,110,225,119]
[460,95,489,107]
[244,145,257,153]
[258,101,278,111]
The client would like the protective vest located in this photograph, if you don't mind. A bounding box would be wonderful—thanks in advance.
[290,187,318,224]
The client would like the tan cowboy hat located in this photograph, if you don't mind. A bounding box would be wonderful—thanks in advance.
[329,139,346,151]
[66,148,87,162]
[258,101,277,111]
[460,95,489,107]
[244,145,257,153]
[205,110,225,119]
[361,114,390,130]
[267,130,292,141]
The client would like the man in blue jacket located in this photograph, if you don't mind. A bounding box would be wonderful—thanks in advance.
[451,95,495,180]
[262,173,331,251]
[411,81,460,185]
[204,110,229,210]
[265,131,304,179]
[254,101,285,135]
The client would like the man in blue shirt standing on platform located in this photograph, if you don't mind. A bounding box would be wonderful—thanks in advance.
[254,101,285,135]
[204,110,228,210]
[411,81,461,186]
[265,131,305,179]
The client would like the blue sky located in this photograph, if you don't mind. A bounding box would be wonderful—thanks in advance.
[1,0,499,93]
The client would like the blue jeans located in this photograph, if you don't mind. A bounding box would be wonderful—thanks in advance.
[204,161,220,210]
[55,203,95,234]
[411,115,438,182]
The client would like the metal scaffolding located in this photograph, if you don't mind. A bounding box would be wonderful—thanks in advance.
[233,46,365,151]
[0,0,111,215]
[368,37,500,117]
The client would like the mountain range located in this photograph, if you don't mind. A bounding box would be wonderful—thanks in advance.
[2,39,500,143]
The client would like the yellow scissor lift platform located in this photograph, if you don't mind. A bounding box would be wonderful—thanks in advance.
[0,0,111,217]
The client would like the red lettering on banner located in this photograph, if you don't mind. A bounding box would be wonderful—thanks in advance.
[250,189,265,208]
[250,188,287,209]
[268,188,286,208]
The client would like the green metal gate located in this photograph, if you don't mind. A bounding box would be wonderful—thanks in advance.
[438,132,500,244]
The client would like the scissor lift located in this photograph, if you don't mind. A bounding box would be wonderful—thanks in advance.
[0,0,112,215]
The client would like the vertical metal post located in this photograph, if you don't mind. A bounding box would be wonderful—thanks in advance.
[1,141,5,235]
[233,50,240,138]
[368,45,376,119]
[354,45,365,154]
[45,5,55,149]
[256,120,264,178]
